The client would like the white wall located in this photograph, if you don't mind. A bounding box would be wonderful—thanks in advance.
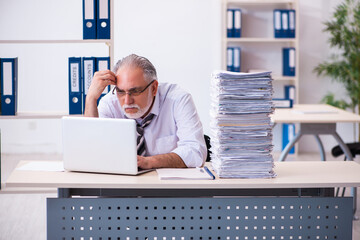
[297,0,355,153]
[0,0,354,154]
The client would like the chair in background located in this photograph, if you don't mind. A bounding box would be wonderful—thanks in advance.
[332,142,360,160]
[204,134,212,162]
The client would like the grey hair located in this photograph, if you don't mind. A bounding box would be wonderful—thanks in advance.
[112,54,157,83]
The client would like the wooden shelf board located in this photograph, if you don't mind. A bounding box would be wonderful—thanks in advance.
[0,40,111,44]
[227,0,296,5]
[226,38,296,43]
[0,112,82,119]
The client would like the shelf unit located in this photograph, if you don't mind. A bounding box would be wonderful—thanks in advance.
[0,0,114,119]
[222,0,299,102]
[0,0,115,189]
[222,0,299,155]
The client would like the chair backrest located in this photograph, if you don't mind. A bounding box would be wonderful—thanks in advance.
[204,134,212,162]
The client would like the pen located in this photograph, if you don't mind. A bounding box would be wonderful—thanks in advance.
[204,166,216,180]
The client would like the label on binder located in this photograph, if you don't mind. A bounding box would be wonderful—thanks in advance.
[70,63,80,93]
[233,48,241,72]
[227,9,233,38]
[282,12,288,31]
[84,60,94,94]
[289,11,295,31]
[275,12,281,29]
[3,62,12,95]
[99,0,109,19]
[227,48,233,71]
[84,0,94,19]
[289,49,295,68]
[98,60,109,94]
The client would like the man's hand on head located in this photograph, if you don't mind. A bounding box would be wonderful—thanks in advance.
[87,70,116,101]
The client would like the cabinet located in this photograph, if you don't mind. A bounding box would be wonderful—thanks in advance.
[0,0,114,119]
[222,0,299,103]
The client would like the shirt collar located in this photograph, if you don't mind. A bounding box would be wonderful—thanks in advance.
[149,90,160,117]
[126,91,160,123]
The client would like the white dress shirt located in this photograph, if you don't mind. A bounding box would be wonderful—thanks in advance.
[98,83,207,167]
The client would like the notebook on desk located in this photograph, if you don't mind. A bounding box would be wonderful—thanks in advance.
[62,116,151,175]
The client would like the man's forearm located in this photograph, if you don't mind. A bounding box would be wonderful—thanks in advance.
[138,152,187,169]
[84,97,99,117]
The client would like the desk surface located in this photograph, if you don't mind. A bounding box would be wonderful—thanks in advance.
[271,104,360,123]
[5,161,360,189]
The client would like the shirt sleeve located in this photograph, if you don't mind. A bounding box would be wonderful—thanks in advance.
[170,93,207,168]
[98,94,116,118]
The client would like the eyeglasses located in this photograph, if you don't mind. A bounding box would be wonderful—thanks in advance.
[112,80,155,97]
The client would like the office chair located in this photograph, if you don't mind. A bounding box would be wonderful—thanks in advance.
[331,142,360,197]
[331,142,360,160]
[204,134,212,162]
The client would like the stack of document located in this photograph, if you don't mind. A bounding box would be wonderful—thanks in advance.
[210,70,275,178]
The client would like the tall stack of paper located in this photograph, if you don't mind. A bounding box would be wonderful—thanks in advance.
[210,70,275,178]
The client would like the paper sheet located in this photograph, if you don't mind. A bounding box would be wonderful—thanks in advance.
[17,161,64,172]
[156,168,214,180]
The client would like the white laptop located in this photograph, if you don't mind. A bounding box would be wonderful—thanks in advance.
[62,116,151,175]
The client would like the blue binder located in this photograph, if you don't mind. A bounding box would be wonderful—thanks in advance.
[282,123,295,154]
[233,47,241,72]
[83,0,97,39]
[68,57,83,115]
[0,58,18,116]
[273,9,282,38]
[227,9,233,38]
[97,0,110,39]
[227,47,234,71]
[281,10,289,38]
[283,48,296,76]
[82,57,96,113]
[284,85,296,102]
[95,57,110,103]
[233,9,241,38]
[288,9,296,38]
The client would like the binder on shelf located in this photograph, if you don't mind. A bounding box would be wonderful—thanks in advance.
[273,9,282,38]
[82,57,96,113]
[284,85,296,102]
[288,9,296,38]
[226,47,241,72]
[68,57,83,115]
[95,57,110,102]
[273,98,293,108]
[233,9,241,38]
[227,9,233,38]
[227,47,233,71]
[282,123,295,154]
[233,47,241,72]
[0,58,18,116]
[283,48,296,76]
[281,10,289,38]
[97,0,110,39]
[83,0,97,39]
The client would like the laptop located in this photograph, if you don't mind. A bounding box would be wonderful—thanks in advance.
[62,116,151,175]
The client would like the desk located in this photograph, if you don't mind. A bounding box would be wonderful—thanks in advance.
[271,104,360,162]
[5,161,360,239]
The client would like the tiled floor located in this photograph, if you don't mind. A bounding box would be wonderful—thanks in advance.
[0,152,359,240]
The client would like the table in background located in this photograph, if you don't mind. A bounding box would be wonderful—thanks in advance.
[271,104,360,162]
[5,160,360,239]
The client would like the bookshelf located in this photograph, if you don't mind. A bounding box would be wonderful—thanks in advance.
[0,0,114,189]
[222,0,299,102]
[222,0,299,155]
[0,0,114,119]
